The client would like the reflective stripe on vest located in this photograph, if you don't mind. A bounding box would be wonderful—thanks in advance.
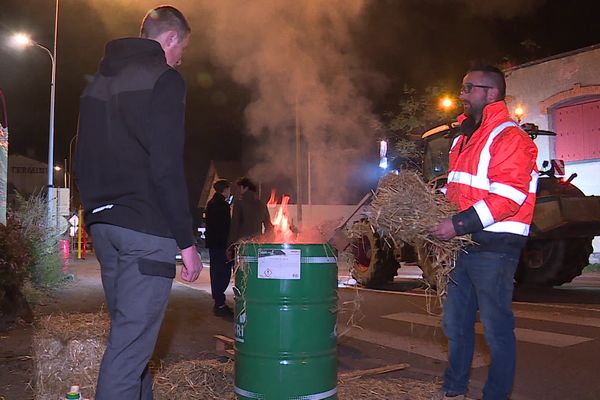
[448,121,535,236]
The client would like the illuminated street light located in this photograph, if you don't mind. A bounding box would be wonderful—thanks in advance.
[439,96,455,111]
[9,0,60,227]
[515,106,525,123]
[11,33,32,47]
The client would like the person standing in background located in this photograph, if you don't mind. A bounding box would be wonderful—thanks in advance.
[228,176,273,245]
[205,179,234,318]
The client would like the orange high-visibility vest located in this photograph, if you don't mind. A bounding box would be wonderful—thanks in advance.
[445,101,538,236]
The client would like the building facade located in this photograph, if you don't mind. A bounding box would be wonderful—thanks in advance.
[505,44,600,254]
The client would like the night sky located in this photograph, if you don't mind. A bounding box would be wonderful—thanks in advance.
[0,0,598,206]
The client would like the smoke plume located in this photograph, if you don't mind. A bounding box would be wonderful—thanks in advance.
[199,0,375,204]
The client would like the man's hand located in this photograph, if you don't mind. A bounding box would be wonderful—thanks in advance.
[430,218,457,241]
[180,245,203,282]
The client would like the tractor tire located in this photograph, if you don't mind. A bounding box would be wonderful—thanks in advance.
[350,220,399,288]
[516,237,594,286]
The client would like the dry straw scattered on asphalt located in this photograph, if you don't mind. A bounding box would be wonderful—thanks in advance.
[154,358,441,400]
[154,359,235,400]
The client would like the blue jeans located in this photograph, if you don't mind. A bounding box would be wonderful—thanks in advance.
[442,250,519,400]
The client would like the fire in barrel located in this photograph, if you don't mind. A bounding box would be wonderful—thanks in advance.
[234,195,338,399]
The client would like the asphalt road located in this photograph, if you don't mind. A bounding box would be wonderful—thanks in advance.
[336,271,600,400]
[19,256,598,400]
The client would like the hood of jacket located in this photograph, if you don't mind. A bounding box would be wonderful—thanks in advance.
[99,38,166,76]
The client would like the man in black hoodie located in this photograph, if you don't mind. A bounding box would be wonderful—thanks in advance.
[74,6,202,399]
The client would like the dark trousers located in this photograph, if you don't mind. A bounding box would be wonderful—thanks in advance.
[90,224,177,400]
[209,247,233,307]
[442,250,519,400]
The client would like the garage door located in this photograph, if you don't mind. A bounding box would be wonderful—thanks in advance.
[554,98,600,161]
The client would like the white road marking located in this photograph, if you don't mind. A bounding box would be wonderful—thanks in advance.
[382,312,593,348]
[339,285,600,313]
[513,309,600,328]
[343,327,489,367]
[513,302,600,313]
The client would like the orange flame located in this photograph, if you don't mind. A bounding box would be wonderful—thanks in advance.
[271,195,294,243]
[267,189,277,206]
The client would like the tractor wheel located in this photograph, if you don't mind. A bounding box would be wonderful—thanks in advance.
[415,239,441,289]
[350,220,399,288]
[516,237,594,286]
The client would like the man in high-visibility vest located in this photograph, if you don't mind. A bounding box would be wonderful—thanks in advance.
[431,65,538,400]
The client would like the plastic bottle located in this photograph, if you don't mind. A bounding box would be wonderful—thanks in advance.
[65,385,81,400]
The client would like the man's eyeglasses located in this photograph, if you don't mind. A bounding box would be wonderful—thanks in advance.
[460,83,494,94]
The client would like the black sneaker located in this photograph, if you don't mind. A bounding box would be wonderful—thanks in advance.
[213,304,234,318]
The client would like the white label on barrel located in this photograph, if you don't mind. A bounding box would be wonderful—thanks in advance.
[257,248,301,279]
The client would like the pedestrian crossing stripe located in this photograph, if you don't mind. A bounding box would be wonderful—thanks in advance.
[381,312,593,348]
[513,309,600,328]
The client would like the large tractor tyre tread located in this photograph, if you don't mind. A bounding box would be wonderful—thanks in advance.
[516,238,593,286]
[350,221,399,288]
[554,238,593,285]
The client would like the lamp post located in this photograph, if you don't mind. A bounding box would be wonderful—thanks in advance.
[11,0,59,227]
[68,134,77,190]
[0,89,8,225]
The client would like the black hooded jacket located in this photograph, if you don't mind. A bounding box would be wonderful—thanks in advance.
[74,38,194,249]
[205,192,231,248]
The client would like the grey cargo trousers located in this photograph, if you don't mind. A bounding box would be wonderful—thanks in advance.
[90,223,177,399]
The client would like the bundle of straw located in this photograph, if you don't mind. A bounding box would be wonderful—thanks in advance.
[366,171,473,296]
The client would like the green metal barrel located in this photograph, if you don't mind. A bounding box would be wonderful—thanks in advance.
[234,243,338,400]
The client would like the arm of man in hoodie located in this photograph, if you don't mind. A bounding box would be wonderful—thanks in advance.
[145,69,195,249]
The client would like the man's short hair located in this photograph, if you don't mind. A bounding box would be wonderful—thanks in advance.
[236,176,257,192]
[213,179,230,194]
[468,64,506,100]
[140,6,191,41]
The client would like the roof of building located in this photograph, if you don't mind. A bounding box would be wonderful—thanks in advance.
[505,43,600,72]
[197,160,245,208]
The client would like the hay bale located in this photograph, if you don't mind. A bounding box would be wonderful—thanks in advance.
[33,312,109,399]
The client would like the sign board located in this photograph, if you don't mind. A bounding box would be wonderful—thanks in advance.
[257,248,301,280]
[49,188,70,234]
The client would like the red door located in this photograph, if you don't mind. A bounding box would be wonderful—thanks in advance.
[583,100,600,160]
[554,99,600,162]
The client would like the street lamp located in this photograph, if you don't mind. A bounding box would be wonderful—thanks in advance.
[10,0,59,227]
[515,106,525,124]
[0,89,8,225]
[439,96,455,112]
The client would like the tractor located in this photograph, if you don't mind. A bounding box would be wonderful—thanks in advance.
[347,122,600,287]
